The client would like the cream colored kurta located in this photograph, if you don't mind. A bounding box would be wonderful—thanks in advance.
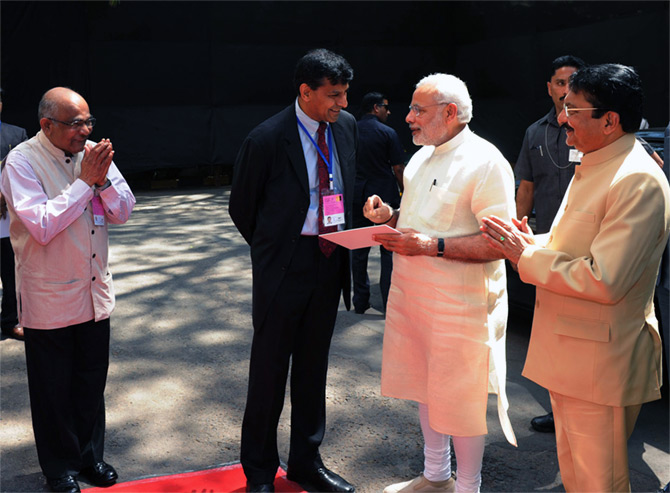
[520,134,670,407]
[381,126,517,445]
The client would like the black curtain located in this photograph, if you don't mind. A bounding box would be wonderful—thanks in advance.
[2,1,668,181]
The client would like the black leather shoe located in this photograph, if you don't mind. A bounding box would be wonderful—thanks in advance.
[531,412,555,433]
[354,304,371,314]
[80,461,118,486]
[246,482,275,492]
[47,475,80,493]
[287,466,355,492]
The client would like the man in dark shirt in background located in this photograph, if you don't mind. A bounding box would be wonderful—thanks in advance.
[352,92,405,314]
[513,56,586,433]
[514,55,586,235]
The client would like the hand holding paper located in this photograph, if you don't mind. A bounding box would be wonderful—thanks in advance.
[319,224,401,250]
[374,228,436,256]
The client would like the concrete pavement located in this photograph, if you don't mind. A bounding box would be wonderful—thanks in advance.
[1,187,668,492]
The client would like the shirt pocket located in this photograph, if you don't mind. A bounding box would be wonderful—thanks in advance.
[567,209,596,223]
[417,185,459,231]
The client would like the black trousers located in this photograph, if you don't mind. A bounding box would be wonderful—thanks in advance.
[24,318,110,479]
[241,236,343,484]
[1,236,19,330]
[352,244,393,312]
[351,197,395,312]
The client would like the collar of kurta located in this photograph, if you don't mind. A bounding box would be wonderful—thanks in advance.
[36,130,82,162]
[432,124,471,156]
[579,133,636,168]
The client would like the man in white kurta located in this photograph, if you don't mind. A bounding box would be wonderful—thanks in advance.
[365,74,516,493]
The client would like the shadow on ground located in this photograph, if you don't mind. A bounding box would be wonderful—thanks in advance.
[1,188,667,492]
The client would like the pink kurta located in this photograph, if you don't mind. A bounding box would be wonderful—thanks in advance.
[381,126,517,445]
[2,131,135,329]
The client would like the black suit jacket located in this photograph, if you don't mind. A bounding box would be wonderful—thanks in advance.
[229,104,357,326]
[1,122,28,162]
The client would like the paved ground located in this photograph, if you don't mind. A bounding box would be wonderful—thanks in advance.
[1,188,668,493]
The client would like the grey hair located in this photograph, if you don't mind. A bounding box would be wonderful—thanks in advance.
[37,86,77,121]
[38,92,59,120]
[416,73,473,123]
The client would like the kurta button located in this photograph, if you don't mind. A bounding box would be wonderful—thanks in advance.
[91,230,95,234]
[92,253,96,258]
[65,159,71,164]
[92,276,96,281]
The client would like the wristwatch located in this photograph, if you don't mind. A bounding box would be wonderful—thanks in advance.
[380,207,396,225]
[437,238,445,257]
[96,179,112,191]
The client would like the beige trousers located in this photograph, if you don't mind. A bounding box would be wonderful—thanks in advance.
[550,392,642,492]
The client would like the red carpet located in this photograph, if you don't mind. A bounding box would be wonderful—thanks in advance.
[83,463,306,493]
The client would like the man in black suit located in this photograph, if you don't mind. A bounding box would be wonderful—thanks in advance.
[352,92,405,314]
[0,87,28,340]
[229,49,357,493]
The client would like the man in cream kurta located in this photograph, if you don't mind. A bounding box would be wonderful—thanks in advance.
[366,74,516,493]
[482,64,670,492]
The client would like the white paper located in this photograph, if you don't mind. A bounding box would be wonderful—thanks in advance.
[319,224,401,250]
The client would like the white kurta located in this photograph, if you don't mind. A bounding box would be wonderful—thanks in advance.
[381,126,517,445]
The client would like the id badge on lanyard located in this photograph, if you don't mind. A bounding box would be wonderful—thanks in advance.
[298,118,345,227]
[322,190,344,227]
[92,195,105,226]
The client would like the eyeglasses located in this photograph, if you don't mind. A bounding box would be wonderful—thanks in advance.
[376,103,389,109]
[408,102,448,117]
[562,105,606,119]
[48,117,96,129]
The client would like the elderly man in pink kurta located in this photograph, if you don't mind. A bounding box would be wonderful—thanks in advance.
[365,74,517,493]
[2,87,135,493]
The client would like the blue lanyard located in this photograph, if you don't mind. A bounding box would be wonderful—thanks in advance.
[297,118,334,190]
